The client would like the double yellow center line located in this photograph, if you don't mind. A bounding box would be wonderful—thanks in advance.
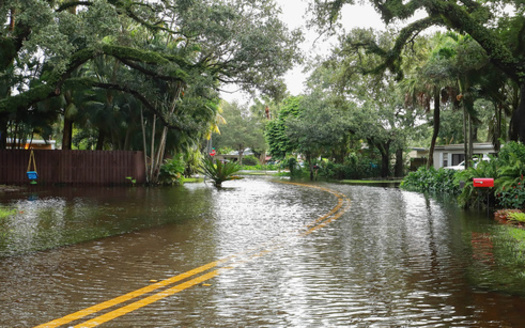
[35,182,350,328]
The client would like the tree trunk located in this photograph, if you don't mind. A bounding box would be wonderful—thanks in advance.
[380,143,390,178]
[96,129,105,150]
[494,102,502,152]
[62,118,73,150]
[140,108,149,184]
[395,147,404,177]
[510,83,525,142]
[306,153,314,181]
[0,115,7,149]
[468,112,474,162]
[427,86,440,169]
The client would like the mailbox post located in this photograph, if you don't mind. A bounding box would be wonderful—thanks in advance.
[473,178,494,215]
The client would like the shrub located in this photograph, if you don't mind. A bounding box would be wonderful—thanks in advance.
[455,157,498,208]
[495,142,525,198]
[400,167,460,194]
[317,157,381,180]
[242,155,259,166]
[159,155,185,185]
[508,211,525,223]
[495,175,525,209]
[281,157,305,178]
[498,141,525,165]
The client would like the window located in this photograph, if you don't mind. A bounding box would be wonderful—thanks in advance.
[443,153,448,167]
[452,154,464,166]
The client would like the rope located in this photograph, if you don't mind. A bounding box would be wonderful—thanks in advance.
[27,150,37,173]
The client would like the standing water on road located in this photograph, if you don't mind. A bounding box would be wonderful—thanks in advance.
[1,177,525,327]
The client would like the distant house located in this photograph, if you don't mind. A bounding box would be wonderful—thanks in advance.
[408,147,429,171]
[214,148,254,163]
[6,138,56,150]
[432,143,497,169]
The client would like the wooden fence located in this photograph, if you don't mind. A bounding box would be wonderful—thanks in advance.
[0,150,146,185]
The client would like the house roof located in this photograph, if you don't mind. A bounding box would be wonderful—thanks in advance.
[433,142,495,151]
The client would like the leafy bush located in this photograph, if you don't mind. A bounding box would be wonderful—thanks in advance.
[498,141,525,165]
[492,142,525,209]
[455,157,499,208]
[317,156,381,180]
[508,211,525,223]
[182,150,203,177]
[159,155,185,185]
[242,155,259,166]
[200,158,242,188]
[495,143,525,196]
[400,167,460,194]
[281,157,305,178]
[495,175,525,209]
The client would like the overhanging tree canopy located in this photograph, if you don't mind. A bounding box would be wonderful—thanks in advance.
[0,0,302,148]
[308,0,525,141]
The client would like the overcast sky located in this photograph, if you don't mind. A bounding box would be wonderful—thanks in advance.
[220,0,386,103]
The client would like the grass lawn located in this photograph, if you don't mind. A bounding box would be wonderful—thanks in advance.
[182,177,204,183]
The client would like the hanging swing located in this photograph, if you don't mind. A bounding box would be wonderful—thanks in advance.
[27,149,38,183]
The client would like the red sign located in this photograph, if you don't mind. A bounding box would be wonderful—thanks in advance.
[209,149,216,156]
[473,178,494,187]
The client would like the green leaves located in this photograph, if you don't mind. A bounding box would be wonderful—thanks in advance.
[400,167,461,194]
[199,158,241,188]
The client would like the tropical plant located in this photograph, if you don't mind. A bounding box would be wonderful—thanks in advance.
[495,175,525,209]
[455,157,499,208]
[508,212,525,223]
[493,142,525,207]
[494,209,522,223]
[200,158,242,188]
[159,155,186,186]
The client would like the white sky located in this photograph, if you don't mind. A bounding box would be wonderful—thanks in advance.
[220,0,387,103]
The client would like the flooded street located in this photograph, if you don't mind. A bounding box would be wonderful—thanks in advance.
[2,177,525,327]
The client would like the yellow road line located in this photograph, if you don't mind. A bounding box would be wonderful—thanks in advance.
[73,268,230,328]
[76,242,296,327]
[35,182,350,328]
[34,259,231,328]
[301,203,352,236]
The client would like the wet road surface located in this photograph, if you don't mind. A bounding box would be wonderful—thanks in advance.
[2,177,525,327]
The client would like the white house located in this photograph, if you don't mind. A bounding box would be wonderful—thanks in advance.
[433,142,497,169]
[6,138,56,150]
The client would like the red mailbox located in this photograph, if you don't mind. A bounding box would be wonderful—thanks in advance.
[473,178,494,187]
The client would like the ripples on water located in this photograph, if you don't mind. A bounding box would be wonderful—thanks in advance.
[1,178,525,327]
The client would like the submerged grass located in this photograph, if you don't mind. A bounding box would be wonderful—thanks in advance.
[0,207,17,220]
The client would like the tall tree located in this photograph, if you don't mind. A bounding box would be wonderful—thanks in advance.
[265,96,303,160]
[0,0,302,184]
[213,101,266,165]
[309,0,525,142]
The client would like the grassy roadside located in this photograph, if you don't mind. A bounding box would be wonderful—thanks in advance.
[340,179,403,185]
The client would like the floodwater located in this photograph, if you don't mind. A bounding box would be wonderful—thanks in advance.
[1,177,525,327]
